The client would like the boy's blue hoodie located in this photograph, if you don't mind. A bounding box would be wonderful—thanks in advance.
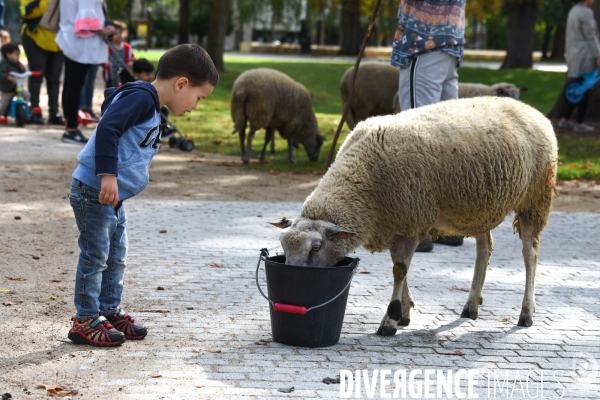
[73,81,162,201]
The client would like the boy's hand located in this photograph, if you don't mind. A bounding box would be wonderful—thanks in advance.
[19,63,25,72]
[7,76,15,84]
[99,175,119,208]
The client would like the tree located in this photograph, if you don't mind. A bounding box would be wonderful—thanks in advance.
[206,0,230,72]
[339,0,360,55]
[178,0,190,44]
[501,0,541,69]
[547,1,600,122]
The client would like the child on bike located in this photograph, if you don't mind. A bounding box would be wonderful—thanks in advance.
[0,43,30,124]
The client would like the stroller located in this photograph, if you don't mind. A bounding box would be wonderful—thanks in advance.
[160,107,195,152]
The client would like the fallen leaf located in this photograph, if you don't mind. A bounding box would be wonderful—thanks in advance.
[5,188,18,192]
[501,317,510,323]
[357,345,366,350]
[450,285,469,292]
[3,301,23,306]
[58,286,67,292]
[14,215,21,220]
[37,384,78,397]
[0,289,12,293]
[277,386,295,393]
[323,377,340,384]
[386,385,396,389]
[439,350,465,356]
[32,256,40,260]
[6,277,26,281]
[207,348,221,353]
[50,280,62,283]
[209,262,223,267]
[159,230,167,234]
[157,287,165,290]
[195,385,203,388]
[150,372,162,378]
[45,295,56,300]
[358,270,370,274]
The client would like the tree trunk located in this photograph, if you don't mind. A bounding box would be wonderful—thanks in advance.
[178,0,190,44]
[547,2,600,122]
[206,0,229,72]
[500,1,539,69]
[549,24,566,60]
[339,0,360,55]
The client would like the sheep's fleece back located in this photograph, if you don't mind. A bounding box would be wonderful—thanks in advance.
[302,97,558,253]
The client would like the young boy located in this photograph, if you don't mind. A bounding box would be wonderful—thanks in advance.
[132,58,154,82]
[104,20,135,88]
[0,43,30,124]
[68,44,218,347]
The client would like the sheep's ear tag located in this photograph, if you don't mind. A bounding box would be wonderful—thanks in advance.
[326,225,356,240]
[520,87,529,93]
[269,217,292,229]
[497,88,504,95]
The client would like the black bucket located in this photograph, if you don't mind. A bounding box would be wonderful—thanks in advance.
[255,249,359,347]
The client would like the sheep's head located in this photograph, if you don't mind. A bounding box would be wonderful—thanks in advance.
[305,134,325,162]
[492,83,528,100]
[270,217,356,267]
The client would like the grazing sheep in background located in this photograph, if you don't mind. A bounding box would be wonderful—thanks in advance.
[272,97,558,335]
[340,63,400,130]
[231,68,324,165]
[340,63,528,127]
[458,82,528,100]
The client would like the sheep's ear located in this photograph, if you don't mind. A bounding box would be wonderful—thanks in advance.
[269,217,293,229]
[496,88,504,95]
[520,87,529,93]
[326,225,356,240]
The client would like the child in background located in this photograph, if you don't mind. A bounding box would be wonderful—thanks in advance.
[0,44,30,124]
[0,29,10,46]
[67,44,218,347]
[132,58,154,82]
[103,21,134,88]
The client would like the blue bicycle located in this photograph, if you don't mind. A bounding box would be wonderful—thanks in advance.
[565,69,600,104]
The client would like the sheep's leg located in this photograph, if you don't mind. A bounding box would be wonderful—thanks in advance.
[238,125,246,162]
[287,137,296,165]
[243,127,257,166]
[377,235,419,336]
[517,223,538,327]
[259,128,274,162]
[270,130,276,154]
[461,231,492,320]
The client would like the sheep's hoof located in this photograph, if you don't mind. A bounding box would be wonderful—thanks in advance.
[376,325,397,336]
[517,315,533,327]
[461,305,478,320]
[399,317,411,326]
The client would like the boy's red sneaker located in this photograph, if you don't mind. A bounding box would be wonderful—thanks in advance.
[104,309,148,340]
[0,116,8,125]
[68,316,126,347]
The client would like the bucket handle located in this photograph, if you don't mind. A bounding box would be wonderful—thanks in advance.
[255,248,359,315]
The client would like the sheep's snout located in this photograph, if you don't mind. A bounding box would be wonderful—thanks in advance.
[307,134,325,162]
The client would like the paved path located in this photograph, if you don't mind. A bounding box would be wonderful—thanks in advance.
[8,198,598,399]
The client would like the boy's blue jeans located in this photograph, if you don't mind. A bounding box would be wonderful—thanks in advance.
[69,178,128,321]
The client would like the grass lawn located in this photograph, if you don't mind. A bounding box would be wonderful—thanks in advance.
[135,51,599,180]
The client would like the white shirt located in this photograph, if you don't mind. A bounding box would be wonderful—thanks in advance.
[55,0,108,64]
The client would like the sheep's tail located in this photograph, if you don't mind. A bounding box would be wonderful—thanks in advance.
[231,89,247,135]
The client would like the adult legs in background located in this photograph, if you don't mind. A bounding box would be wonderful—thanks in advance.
[61,57,91,144]
[80,64,99,117]
[559,77,593,132]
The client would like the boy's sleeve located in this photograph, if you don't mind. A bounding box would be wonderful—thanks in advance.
[94,91,156,176]
[20,0,43,19]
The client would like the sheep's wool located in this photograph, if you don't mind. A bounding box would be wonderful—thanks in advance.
[302,97,558,253]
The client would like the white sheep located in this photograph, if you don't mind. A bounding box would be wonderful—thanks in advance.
[271,97,558,335]
[231,68,324,165]
[458,82,528,100]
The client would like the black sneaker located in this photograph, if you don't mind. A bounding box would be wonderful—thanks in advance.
[29,113,44,125]
[61,130,88,145]
[434,236,464,246]
[415,238,434,252]
[104,309,148,340]
[48,113,65,126]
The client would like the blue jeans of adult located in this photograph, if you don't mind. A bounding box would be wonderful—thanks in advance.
[69,178,127,321]
[80,64,99,112]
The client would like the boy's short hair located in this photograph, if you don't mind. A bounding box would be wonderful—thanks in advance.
[156,44,219,87]
[133,58,154,74]
[1,43,19,58]
[112,20,127,34]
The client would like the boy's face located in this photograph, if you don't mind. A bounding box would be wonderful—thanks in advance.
[135,71,154,82]
[168,80,214,116]
[6,51,19,63]
[110,29,124,44]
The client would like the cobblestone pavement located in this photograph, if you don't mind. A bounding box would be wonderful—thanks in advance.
[4,199,600,399]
